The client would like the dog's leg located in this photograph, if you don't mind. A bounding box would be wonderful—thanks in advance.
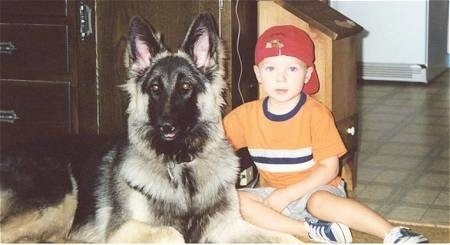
[107,220,185,243]
[0,193,77,243]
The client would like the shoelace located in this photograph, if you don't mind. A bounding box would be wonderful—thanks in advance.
[310,223,335,242]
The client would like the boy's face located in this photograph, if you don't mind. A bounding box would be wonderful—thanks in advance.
[254,55,313,104]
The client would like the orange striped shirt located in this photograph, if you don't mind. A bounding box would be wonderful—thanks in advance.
[223,93,346,188]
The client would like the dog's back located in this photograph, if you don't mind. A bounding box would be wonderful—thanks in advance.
[0,135,117,242]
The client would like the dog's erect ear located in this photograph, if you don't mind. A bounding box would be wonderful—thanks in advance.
[181,13,220,71]
[128,16,165,72]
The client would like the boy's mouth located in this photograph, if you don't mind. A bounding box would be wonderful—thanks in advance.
[275,89,288,94]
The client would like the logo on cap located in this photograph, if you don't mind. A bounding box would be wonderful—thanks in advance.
[265,39,284,49]
[265,39,284,56]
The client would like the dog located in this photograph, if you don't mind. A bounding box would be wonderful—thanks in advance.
[0,13,301,243]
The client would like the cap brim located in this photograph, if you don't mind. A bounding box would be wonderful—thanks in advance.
[303,65,319,94]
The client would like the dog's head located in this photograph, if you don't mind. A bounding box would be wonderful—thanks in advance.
[124,13,226,163]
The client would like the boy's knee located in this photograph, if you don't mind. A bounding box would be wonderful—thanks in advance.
[306,191,331,211]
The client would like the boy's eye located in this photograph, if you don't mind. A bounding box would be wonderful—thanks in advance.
[288,66,299,72]
[264,66,275,71]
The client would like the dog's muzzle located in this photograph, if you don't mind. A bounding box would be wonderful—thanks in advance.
[159,123,177,141]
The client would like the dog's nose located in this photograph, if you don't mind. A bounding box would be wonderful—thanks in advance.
[159,123,175,134]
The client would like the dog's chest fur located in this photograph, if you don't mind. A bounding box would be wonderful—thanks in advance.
[118,147,234,241]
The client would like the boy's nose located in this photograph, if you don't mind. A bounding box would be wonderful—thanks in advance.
[276,71,287,82]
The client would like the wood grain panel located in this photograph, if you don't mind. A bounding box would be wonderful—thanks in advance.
[76,0,98,135]
[332,36,358,121]
[228,0,258,108]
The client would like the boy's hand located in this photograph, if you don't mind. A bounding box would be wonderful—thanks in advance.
[263,188,293,212]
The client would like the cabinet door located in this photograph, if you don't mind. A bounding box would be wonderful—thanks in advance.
[0,24,70,79]
[0,0,67,17]
[0,0,97,149]
[335,114,358,190]
[0,80,71,145]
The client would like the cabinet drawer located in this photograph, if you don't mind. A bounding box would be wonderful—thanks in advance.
[0,23,69,80]
[0,0,67,18]
[0,80,71,148]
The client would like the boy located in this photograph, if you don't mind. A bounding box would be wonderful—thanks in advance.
[223,25,428,243]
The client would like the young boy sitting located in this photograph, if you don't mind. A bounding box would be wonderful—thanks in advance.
[223,25,428,243]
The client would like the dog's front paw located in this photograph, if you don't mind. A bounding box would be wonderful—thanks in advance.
[150,226,185,243]
[107,220,184,243]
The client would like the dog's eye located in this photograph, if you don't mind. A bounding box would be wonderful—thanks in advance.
[180,82,192,91]
[150,84,160,92]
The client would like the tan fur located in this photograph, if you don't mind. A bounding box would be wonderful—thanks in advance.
[106,220,185,243]
[0,193,77,243]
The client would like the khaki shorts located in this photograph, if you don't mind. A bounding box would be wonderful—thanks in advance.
[240,180,347,222]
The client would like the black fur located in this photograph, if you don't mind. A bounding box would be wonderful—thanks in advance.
[142,56,209,163]
[181,166,198,196]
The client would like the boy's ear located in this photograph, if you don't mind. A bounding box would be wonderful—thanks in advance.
[253,65,262,83]
[304,66,314,84]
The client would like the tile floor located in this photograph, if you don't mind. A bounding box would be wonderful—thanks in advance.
[353,69,449,227]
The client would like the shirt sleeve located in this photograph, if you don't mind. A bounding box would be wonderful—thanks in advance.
[310,104,347,161]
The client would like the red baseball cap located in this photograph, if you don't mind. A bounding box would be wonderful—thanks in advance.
[254,25,319,94]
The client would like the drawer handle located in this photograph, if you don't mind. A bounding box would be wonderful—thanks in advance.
[346,126,355,136]
[0,110,20,123]
[0,42,17,54]
[80,1,93,40]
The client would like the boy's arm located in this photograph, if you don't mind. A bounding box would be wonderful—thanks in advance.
[263,155,340,212]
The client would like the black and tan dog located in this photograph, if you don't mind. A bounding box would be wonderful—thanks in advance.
[0,13,300,243]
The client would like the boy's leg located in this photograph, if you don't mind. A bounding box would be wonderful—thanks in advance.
[306,191,429,243]
[239,191,309,240]
[239,188,352,243]
[306,190,394,238]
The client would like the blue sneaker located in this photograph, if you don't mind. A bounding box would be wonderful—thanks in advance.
[384,227,428,243]
[304,218,352,243]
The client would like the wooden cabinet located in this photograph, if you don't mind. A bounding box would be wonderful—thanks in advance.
[0,0,256,147]
[257,0,363,190]
[0,0,97,149]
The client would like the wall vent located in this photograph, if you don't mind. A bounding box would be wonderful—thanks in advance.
[359,62,428,83]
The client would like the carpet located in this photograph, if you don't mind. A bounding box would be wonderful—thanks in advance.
[352,221,450,243]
